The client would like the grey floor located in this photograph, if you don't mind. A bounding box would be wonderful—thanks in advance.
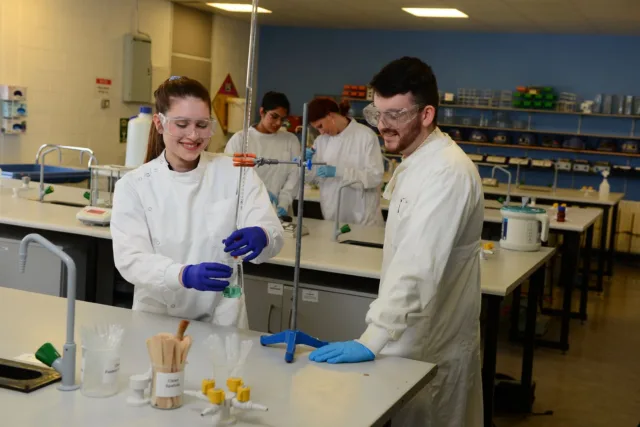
[495,262,640,426]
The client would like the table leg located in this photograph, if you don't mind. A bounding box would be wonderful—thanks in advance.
[538,231,579,352]
[597,207,609,290]
[520,266,544,413]
[482,295,502,427]
[509,285,522,342]
[579,225,593,323]
[607,203,618,277]
[94,238,115,306]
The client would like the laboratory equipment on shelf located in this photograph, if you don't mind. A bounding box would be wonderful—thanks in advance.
[491,166,512,205]
[19,233,80,391]
[499,206,550,252]
[334,180,364,241]
[80,323,124,397]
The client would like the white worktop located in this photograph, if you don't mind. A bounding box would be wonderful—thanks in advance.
[0,179,556,296]
[299,183,625,212]
[0,288,436,426]
[482,183,624,206]
[483,201,603,233]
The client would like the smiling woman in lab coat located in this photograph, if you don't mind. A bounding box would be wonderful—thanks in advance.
[111,76,284,327]
[224,91,300,218]
[307,98,385,226]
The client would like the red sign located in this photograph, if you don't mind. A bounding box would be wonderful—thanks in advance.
[216,74,238,97]
[96,78,112,85]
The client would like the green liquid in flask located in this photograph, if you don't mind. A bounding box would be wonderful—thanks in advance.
[223,261,243,298]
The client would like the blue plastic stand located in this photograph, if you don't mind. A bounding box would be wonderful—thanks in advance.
[260,330,328,363]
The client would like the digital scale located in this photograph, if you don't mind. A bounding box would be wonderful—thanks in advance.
[509,157,530,166]
[76,206,112,226]
[531,159,554,168]
[486,155,508,165]
[573,159,591,173]
[467,153,485,162]
[556,159,572,171]
[482,177,499,187]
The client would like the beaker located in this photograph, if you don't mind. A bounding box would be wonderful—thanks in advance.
[223,261,243,298]
[81,346,121,397]
[150,364,185,409]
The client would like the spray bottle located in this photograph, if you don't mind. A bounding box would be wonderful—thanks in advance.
[599,170,610,201]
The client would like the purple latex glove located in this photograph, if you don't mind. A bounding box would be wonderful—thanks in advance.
[222,226,268,262]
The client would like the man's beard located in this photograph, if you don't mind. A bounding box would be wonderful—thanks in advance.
[381,119,422,154]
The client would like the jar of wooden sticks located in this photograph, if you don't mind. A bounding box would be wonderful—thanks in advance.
[146,320,193,409]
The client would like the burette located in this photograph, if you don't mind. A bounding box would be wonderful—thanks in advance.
[226,0,260,298]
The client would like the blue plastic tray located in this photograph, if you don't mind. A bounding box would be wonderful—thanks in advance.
[0,164,90,184]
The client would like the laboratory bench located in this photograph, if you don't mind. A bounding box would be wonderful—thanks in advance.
[0,287,437,427]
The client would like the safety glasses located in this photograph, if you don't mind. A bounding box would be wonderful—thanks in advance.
[158,113,217,139]
[363,103,424,129]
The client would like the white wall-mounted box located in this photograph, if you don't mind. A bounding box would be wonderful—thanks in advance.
[123,34,152,103]
[0,85,27,101]
[1,118,26,134]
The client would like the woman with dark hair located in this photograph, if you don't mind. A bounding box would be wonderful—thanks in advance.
[111,76,284,326]
[225,91,300,217]
[307,98,384,226]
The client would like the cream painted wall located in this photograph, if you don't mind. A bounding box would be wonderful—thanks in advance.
[208,13,254,153]
[0,0,173,166]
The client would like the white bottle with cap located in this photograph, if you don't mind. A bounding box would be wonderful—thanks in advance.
[125,106,153,167]
[599,170,610,201]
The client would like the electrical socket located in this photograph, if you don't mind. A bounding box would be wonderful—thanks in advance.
[101,99,110,109]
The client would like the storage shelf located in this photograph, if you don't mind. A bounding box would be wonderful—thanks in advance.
[456,140,640,158]
[440,123,640,141]
[439,104,640,119]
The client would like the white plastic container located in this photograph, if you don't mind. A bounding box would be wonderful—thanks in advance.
[125,106,153,167]
[500,206,550,252]
[599,170,610,201]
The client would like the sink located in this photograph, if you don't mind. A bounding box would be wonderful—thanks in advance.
[0,358,61,393]
[339,239,383,249]
[44,200,87,208]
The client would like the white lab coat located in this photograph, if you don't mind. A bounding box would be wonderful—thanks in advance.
[225,127,301,211]
[359,128,484,427]
[311,119,384,226]
[110,151,284,326]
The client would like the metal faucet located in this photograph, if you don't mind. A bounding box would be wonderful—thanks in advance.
[35,144,99,205]
[491,166,512,205]
[39,148,61,201]
[552,162,559,193]
[334,180,364,241]
[19,233,80,391]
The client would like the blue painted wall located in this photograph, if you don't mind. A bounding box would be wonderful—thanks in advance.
[257,27,640,200]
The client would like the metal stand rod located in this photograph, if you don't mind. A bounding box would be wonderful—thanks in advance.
[290,103,309,330]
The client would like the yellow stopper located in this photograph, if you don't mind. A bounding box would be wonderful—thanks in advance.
[227,377,243,393]
[561,203,567,207]
[483,242,494,251]
[202,379,215,395]
[207,388,225,405]
[237,386,251,403]
[552,203,559,209]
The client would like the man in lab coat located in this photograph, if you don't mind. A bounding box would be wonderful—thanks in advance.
[309,57,484,426]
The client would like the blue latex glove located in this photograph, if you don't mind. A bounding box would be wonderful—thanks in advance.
[222,226,268,262]
[181,262,232,292]
[268,191,278,206]
[316,165,336,178]
[277,206,288,217]
[305,147,315,159]
[309,341,375,364]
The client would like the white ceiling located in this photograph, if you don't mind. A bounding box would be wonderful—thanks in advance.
[174,0,640,34]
